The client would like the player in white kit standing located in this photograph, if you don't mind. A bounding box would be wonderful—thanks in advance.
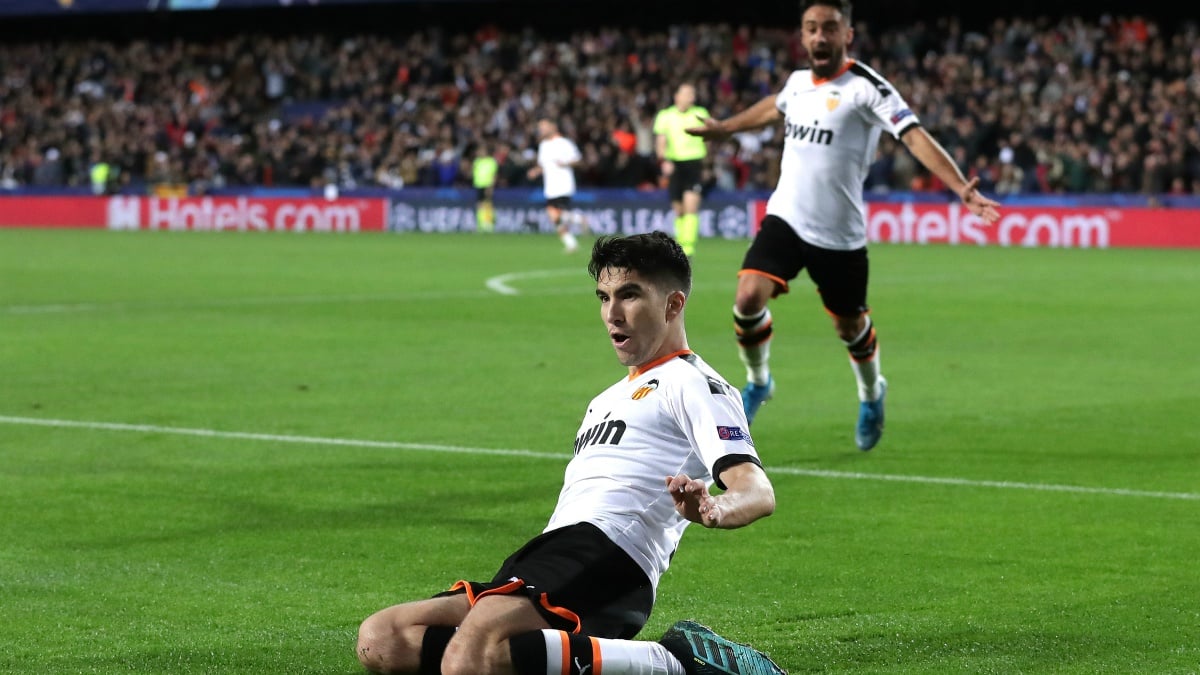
[528,117,587,253]
[357,232,785,675]
[687,0,1001,448]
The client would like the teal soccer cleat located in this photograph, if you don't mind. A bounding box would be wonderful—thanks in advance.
[741,378,775,425]
[855,378,887,451]
[658,620,787,675]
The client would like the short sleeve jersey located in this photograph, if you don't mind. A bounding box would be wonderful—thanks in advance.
[653,106,710,162]
[537,136,582,199]
[767,60,921,250]
[544,350,761,591]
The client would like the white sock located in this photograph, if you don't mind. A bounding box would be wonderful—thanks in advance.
[845,320,881,401]
[850,352,881,401]
[734,306,772,386]
[561,230,578,251]
[539,630,686,675]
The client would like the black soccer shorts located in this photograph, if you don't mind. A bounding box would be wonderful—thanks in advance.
[436,522,653,639]
[741,214,870,318]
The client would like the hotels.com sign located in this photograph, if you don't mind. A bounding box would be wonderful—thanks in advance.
[0,195,1197,248]
[104,196,386,232]
[866,202,1111,248]
[749,201,1200,248]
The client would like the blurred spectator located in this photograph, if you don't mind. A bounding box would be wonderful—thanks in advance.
[0,13,1195,196]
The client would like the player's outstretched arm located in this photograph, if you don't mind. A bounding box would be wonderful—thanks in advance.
[685,95,782,142]
[666,463,775,529]
[901,127,1001,223]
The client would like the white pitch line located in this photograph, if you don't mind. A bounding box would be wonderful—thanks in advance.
[1,287,570,315]
[1,415,1197,502]
[485,268,585,296]
[0,415,562,460]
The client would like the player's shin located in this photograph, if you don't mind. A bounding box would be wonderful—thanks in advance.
[674,214,698,256]
[509,630,685,675]
[845,317,882,401]
[734,306,773,386]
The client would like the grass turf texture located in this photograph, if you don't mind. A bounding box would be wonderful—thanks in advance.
[2,229,1198,674]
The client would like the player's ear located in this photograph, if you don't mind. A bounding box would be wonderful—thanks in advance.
[665,289,686,319]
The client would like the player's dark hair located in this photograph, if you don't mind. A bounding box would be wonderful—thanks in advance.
[589,232,692,297]
[801,0,851,23]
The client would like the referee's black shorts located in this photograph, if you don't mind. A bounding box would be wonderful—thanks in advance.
[435,522,653,639]
[667,159,704,202]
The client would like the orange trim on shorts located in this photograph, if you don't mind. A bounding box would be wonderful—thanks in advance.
[447,580,477,604]
[738,268,789,295]
[475,578,526,603]
[539,593,583,634]
[449,578,527,607]
[590,636,603,675]
[559,631,571,675]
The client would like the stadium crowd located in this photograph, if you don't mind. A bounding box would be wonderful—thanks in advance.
[1,12,1198,198]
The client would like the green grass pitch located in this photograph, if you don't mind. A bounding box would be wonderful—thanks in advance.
[1,228,1198,674]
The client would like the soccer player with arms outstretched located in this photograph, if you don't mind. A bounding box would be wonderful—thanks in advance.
[357,232,785,675]
[687,0,1001,448]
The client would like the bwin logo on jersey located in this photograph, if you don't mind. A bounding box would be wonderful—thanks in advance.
[574,414,627,455]
[785,120,834,145]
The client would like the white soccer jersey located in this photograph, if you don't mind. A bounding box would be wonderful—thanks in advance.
[544,350,761,592]
[537,135,581,199]
[768,59,921,250]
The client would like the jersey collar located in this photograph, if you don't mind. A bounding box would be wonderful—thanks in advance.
[628,349,694,380]
[813,58,855,86]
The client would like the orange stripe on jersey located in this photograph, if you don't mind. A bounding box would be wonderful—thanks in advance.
[738,268,789,294]
[559,631,571,675]
[628,348,694,380]
[539,593,583,634]
[813,58,855,86]
[590,636,603,675]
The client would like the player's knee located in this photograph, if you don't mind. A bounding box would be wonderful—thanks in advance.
[734,286,769,316]
[355,617,388,672]
[833,314,867,342]
[355,615,415,674]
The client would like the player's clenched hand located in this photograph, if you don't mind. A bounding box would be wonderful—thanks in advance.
[665,474,723,528]
[684,115,729,141]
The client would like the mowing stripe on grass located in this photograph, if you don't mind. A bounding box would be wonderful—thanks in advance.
[2,290,504,314]
[2,278,733,314]
[3,414,1197,502]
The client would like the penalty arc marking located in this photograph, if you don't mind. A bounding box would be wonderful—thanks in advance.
[485,268,585,296]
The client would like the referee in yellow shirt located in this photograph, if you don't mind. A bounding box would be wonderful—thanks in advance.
[654,83,709,256]
[473,142,499,233]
